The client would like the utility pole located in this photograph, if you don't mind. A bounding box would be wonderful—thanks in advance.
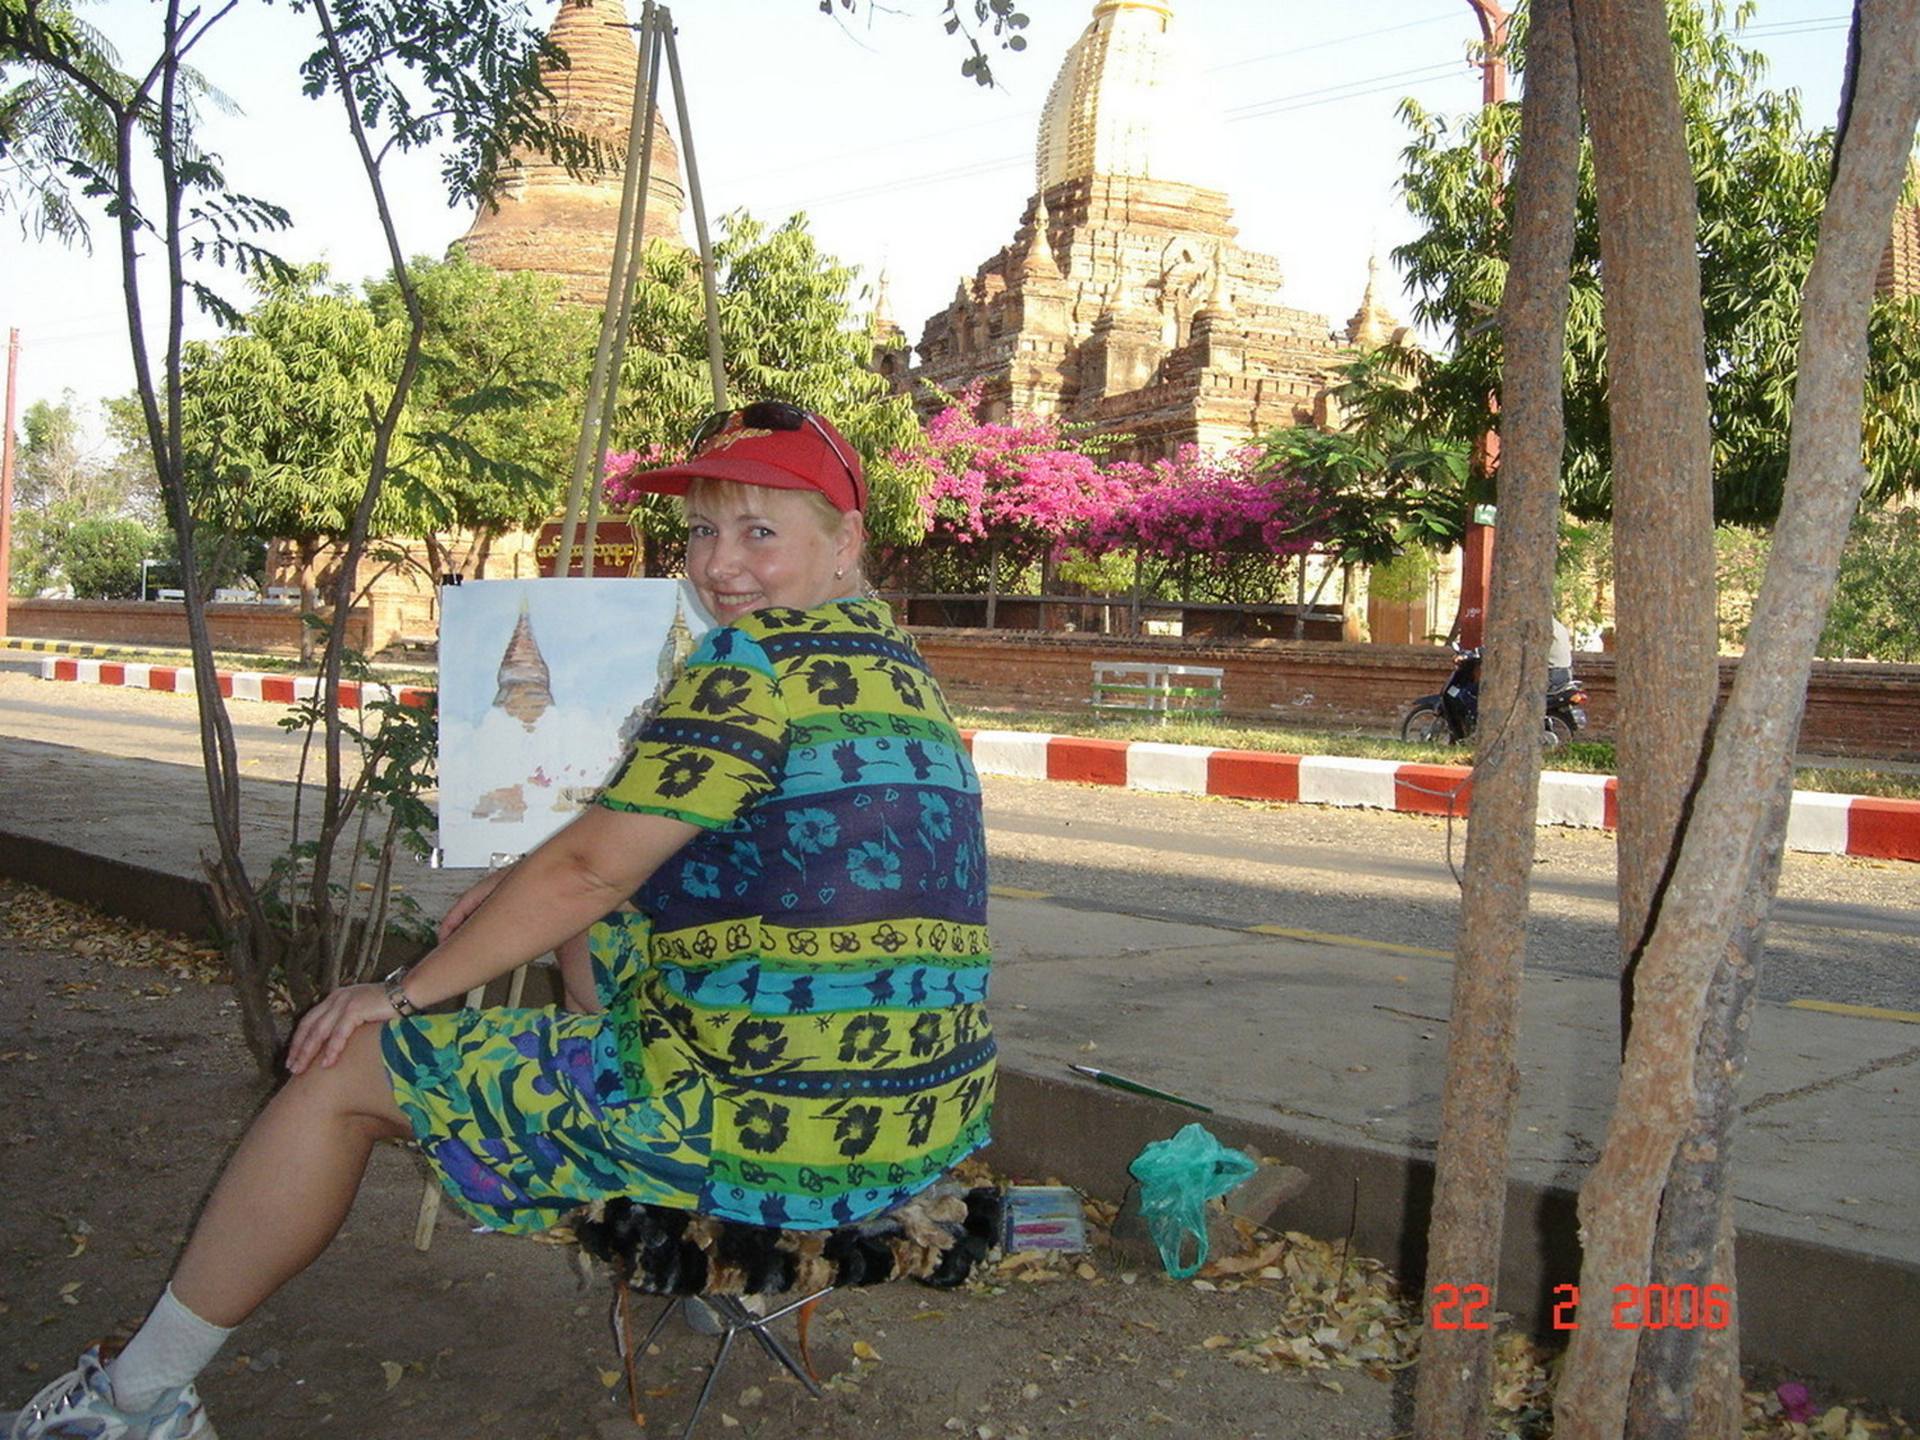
[0,327,20,639]
[1455,0,1511,650]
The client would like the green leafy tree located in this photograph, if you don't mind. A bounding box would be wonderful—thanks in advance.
[7,505,67,593]
[60,514,158,597]
[181,266,417,619]
[1554,518,1614,641]
[1,1,132,246]
[1258,349,1469,568]
[12,391,155,519]
[1819,505,1920,662]
[1261,422,1468,569]
[5,390,163,594]
[613,212,931,548]
[1386,0,1920,525]
[365,249,596,578]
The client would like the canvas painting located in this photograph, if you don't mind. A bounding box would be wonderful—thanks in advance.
[437,577,712,868]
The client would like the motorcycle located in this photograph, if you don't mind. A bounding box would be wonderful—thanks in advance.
[1401,645,1588,749]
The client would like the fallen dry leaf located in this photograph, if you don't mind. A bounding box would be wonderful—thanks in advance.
[380,1360,404,1391]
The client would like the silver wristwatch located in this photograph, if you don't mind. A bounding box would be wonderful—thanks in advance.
[383,967,419,1018]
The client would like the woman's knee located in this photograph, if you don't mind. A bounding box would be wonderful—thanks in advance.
[280,1024,411,1139]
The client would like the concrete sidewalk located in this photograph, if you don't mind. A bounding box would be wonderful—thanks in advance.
[0,732,1914,1409]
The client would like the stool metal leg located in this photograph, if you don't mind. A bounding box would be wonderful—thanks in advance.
[608,1287,834,1436]
[712,1295,824,1398]
[682,1328,738,1440]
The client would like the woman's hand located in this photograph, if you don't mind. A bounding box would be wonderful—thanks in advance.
[287,983,396,1075]
[439,868,509,943]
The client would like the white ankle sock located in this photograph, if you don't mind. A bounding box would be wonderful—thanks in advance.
[106,1284,234,1412]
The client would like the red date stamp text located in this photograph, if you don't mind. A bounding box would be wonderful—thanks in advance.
[1428,1282,1732,1331]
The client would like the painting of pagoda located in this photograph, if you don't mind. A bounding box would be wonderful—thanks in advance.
[436,578,711,867]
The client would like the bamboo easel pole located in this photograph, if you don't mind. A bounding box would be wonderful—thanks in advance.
[556,0,658,576]
[583,7,665,577]
[662,9,727,410]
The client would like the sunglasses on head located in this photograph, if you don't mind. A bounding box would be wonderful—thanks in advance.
[689,401,863,502]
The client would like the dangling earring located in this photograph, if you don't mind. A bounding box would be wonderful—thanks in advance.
[835,568,845,579]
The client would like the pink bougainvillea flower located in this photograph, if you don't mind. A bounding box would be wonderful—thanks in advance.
[900,382,1134,559]
[1775,1381,1815,1423]
[1087,443,1330,563]
[600,444,672,511]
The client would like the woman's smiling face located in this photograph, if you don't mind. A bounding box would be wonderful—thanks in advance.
[684,481,861,625]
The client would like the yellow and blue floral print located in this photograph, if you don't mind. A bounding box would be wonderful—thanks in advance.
[385,599,995,1234]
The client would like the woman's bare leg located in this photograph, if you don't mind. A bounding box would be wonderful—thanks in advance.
[169,1025,410,1327]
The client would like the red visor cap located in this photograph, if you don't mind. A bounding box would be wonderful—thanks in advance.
[623,413,867,514]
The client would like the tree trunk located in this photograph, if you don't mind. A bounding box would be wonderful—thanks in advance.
[1570,0,1721,1037]
[296,539,323,665]
[1625,791,1777,1439]
[1410,2,1580,1434]
[1553,7,1920,1436]
[986,539,1001,628]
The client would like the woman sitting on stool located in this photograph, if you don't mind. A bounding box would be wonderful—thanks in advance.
[4,405,996,1440]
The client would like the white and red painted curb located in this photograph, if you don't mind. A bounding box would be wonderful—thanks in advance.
[38,656,432,711]
[960,729,1920,865]
[33,660,1915,863]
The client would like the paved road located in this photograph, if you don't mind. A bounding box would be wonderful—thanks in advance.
[5,671,1916,1014]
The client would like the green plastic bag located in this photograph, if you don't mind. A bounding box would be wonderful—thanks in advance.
[1127,1122,1258,1279]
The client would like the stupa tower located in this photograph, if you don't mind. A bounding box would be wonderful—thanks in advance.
[907,0,1353,459]
[493,601,556,730]
[459,0,686,307]
[1345,255,1411,351]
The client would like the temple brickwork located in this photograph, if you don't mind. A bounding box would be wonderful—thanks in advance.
[902,0,1389,460]
[1879,181,1920,298]
[457,0,686,308]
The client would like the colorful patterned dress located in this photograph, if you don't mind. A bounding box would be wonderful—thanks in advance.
[384,598,995,1234]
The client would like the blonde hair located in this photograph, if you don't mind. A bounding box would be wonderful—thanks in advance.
[683,476,847,534]
[683,476,869,589]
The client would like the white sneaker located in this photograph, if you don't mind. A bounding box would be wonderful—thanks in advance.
[1,1346,216,1439]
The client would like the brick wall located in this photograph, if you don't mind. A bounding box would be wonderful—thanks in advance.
[911,629,1920,761]
[8,598,374,654]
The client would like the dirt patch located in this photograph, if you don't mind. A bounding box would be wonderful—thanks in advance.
[0,882,1403,1440]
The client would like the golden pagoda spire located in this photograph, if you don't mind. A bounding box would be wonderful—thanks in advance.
[1345,254,1404,350]
[1036,0,1216,193]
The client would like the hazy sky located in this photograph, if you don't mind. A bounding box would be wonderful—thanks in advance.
[3,0,1854,445]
